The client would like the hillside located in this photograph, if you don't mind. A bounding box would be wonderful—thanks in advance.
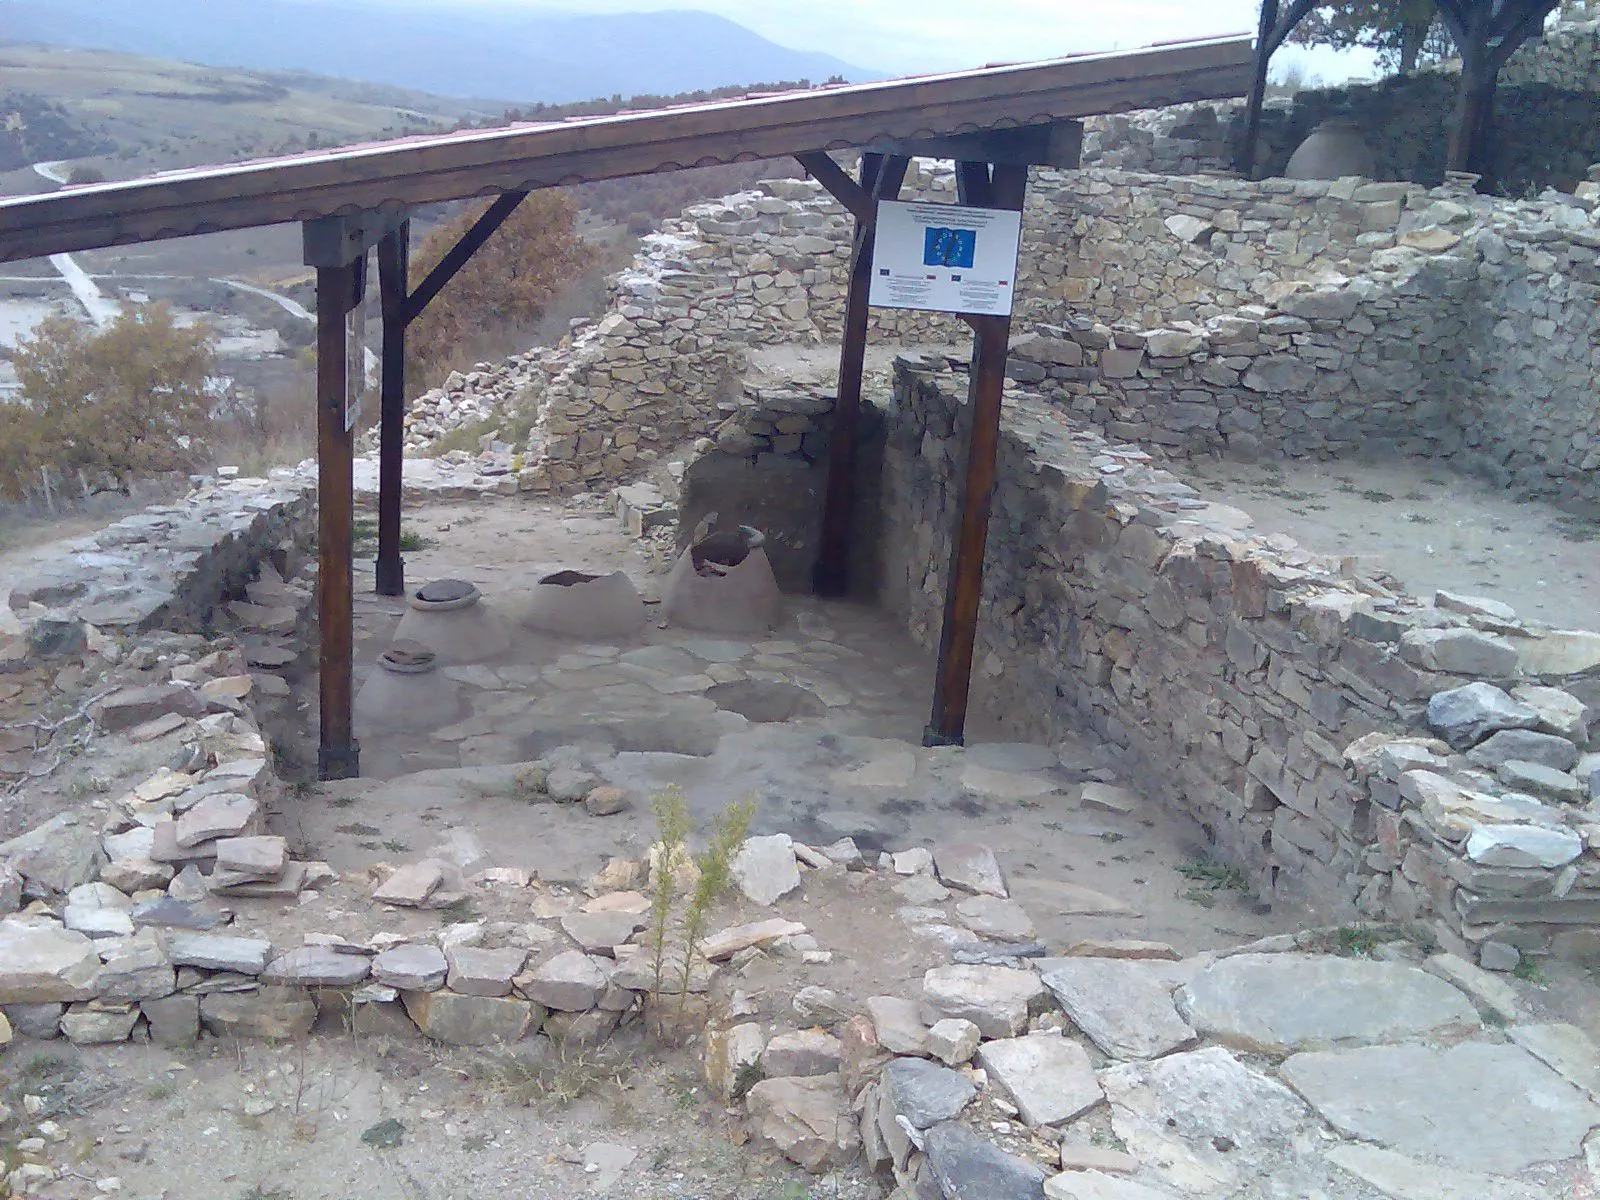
[0,0,878,104]
[0,44,506,180]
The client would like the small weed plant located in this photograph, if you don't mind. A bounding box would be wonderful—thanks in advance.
[645,787,755,1029]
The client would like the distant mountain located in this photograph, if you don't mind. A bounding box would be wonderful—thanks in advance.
[0,0,881,105]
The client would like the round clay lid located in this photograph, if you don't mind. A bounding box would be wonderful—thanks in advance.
[416,578,477,604]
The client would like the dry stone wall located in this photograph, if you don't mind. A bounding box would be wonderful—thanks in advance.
[400,165,965,492]
[4,475,314,643]
[468,161,1600,507]
[874,357,1600,965]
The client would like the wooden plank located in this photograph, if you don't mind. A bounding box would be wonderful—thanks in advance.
[794,151,870,220]
[0,38,1252,261]
[925,161,1029,747]
[316,257,360,781]
[375,222,409,598]
[399,190,526,326]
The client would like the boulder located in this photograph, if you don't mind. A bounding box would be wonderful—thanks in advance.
[924,1018,982,1066]
[1466,729,1580,772]
[922,964,1045,1039]
[402,990,539,1045]
[761,1029,842,1078]
[745,1073,859,1173]
[732,834,802,905]
[924,1121,1049,1200]
[978,1033,1103,1126]
[704,1022,765,1101]
[261,946,371,987]
[933,843,1007,897]
[883,1056,977,1129]
[1176,953,1479,1053]
[372,943,448,991]
[200,987,317,1040]
[1465,824,1583,868]
[445,947,526,997]
[515,950,607,1011]
[92,683,204,732]
[1426,683,1538,750]
[0,815,106,894]
[867,995,928,1055]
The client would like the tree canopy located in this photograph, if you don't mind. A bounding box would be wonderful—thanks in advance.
[0,303,218,499]
[1250,0,1562,176]
[1287,1,1454,71]
[406,190,597,391]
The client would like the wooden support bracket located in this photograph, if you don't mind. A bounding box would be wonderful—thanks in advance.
[303,209,410,268]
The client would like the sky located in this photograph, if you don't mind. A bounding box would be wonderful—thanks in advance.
[461,0,1379,81]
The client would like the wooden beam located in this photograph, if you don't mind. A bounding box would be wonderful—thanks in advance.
[375,222,409,598]
[303,209,408,268]
[794,151,871,220]
[0,37,1254,262]
[400,190,525,326]
[812,152,909,597]
[925,161,1029,747]
[315,256,360,781]
[868,120,1083,168]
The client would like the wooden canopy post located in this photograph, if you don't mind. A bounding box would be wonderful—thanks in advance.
[304,210,407,781]
[311,251,360,781]
[925,161,1029,747]
[375,222,410,598]
[799,150,909,596]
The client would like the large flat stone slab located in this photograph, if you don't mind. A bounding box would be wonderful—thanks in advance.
[1100,1047,1309,1197]
[1176,953,1479,1053]
[1280,1042,1600,1174]
[978,1033,1102,1126]
[1508,1023,1600,1100]
[1325,1144,1544,1200]
[1045,1173,1180,1200]
[1038,958,1195,1061]
[924,1120,1049,1200]
[0,921,101,1003]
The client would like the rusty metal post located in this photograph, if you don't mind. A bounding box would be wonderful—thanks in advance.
[812,152,909,597]
[375,222,409,597]
[316,258,360,780]
[925,162,1028,747]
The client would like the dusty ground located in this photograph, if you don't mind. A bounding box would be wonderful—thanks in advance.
[1178,457,1600,631]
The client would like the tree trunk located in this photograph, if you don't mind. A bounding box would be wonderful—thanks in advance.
[1447,46,1498,175]
[1400,21,1426,71]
